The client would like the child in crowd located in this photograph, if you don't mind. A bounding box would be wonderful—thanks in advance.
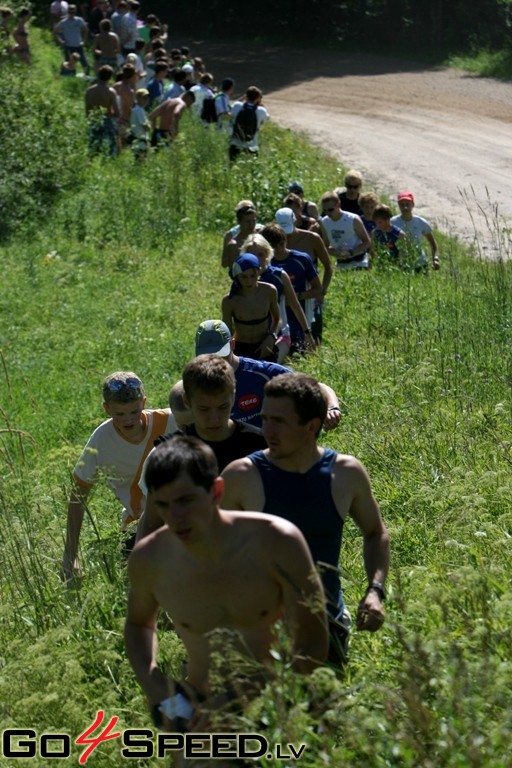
[222,253,281,362]
[130,87,151,158]
[391,191,440,270]
[61,371,176,580]
[60,50,81,76]
[359,191,380,235]
[372,204,406,264]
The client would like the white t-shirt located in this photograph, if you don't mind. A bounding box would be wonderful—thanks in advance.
[321,211,369,268]
[230,102,269,150]
[130,103,149,139]
[73,408,176,526]
[191,83,214,118]
[391,214,432,266]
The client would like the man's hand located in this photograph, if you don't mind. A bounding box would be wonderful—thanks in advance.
[356,589,385,632]
[323,406,341,431]
[256,334,277,358]
[338,248,352,261]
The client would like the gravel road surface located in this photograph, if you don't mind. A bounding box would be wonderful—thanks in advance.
[198,42,512,257]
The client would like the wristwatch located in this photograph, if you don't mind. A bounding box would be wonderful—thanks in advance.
[366,581,386,601]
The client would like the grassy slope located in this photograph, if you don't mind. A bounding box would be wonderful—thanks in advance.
[1,29,511,767]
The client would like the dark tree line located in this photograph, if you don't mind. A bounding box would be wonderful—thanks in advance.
[28,0,512,54]
[148,0,512,54]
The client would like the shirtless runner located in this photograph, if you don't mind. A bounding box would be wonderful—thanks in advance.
[125,436,328,765]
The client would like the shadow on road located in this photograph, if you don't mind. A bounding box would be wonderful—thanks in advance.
[182,40,445,96]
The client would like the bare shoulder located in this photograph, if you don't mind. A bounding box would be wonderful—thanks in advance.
[333,452,367,473]
[227,509,309,556]
[331,453,383,529]
[128,528,165,577]
[260,281,278,298]
[222,454,256,478]
[221,456,264,511]
[332,452,374,493]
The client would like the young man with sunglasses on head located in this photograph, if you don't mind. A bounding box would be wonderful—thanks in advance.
[61,371,177,581]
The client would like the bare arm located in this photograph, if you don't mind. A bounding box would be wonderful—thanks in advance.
[311,234,333,295]
[221,230,234,267]
[255,284,281,358]
[110,88,120,118]
[296,274,323,303]
[319,220,334,254]
[170,102,186,139]
[149,102,162,128]
[221,294,234,334]
[136,494,166,543]
[335,457,390,631]
[280,271,315,351]
[271,521,328,672]
[222,239,239,269]
[318,382,343,431]
[268,284,281,334]
[346,458,389,583]
[54,22,63,45]
[221,457,264,511]
[62,481,91,580]
[124,546,169,705]
[281,271,310,332]
[353,217,372,256]
[425,232,440,269]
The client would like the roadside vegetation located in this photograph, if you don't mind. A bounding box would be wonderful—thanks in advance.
[447,49,512,80]
[1,27,511,768]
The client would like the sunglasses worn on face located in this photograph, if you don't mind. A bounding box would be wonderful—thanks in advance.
[107,377,142,392]
[346,184,360,190]
[325,207,336,213]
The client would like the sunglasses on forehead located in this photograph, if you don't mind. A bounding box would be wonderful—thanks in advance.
[106,377,142,392]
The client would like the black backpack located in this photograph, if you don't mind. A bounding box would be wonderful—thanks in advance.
[232,102,258,141]
[200,95,219,124]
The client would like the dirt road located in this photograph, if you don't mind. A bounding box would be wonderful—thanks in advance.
[198,42,512,257]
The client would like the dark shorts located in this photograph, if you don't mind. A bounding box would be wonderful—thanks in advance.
[233,339,277,362]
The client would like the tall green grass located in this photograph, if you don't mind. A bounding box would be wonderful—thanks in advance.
[1,28,511,767]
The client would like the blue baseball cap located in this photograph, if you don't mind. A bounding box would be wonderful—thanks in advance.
[229,253,261,279]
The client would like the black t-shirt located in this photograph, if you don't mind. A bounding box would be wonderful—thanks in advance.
[338,191,363,216]
[155,421,266,472]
